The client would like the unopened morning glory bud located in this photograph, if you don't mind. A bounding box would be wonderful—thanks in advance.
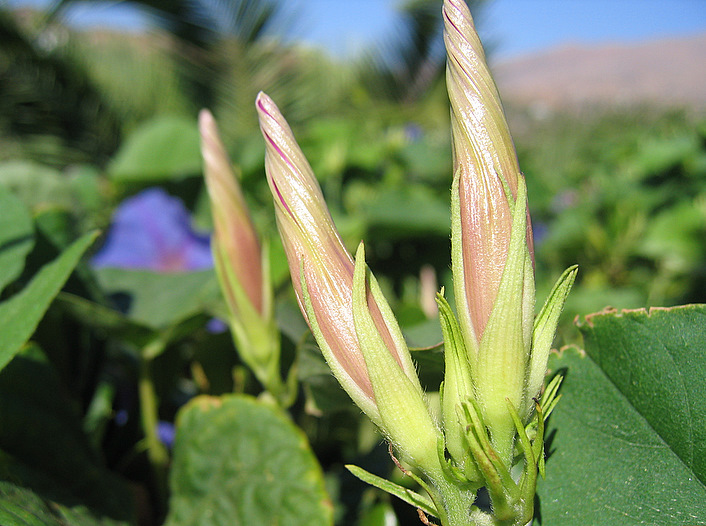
[201,109,264,316]
[440,1,578,522]
[256,92,441,473]
[200,109,282,399]
[252,2,577,521]
[444,0,542,464]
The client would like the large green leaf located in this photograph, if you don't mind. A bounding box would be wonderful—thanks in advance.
[0,345,135,525]
[537,305,706,525]
[0,231,96,372]
[93,267,218,329]
[358,186,450,237]
[166,394,333,526]
[0,187,34,293]
[108,115,201,182]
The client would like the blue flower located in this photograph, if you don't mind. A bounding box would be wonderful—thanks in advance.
[157,421,176,449]
[92,188,212,272]
[205,317,228,334]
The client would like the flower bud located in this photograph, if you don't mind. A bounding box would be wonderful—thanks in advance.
[200,109,281,396]
[200,109,264,316]
[256,93,439,472]
[444,0,536,462]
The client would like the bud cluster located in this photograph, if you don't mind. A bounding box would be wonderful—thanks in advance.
[210,0,577,523]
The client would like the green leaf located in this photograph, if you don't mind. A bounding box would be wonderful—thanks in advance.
[166,394,333,526]
[358,186,451,238]
[0,161,75,213]
[346,465,437,519]
[94,268,218,329]
[0,345,135,525]
[0,231,96,372]
[0,187,34,293]
[0,481,64,526]
[580,306,706,483]
[108,115,201,181]
[537,305,706,524]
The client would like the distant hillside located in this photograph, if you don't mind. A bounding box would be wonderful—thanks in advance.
[492,33,706,111]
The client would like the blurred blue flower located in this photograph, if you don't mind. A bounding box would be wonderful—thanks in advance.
[532,221,549,247]
[114,409,129,427]
[92,188,213,272]
[157,421,176,449]
[404,123,424,142]
[206,317,228,334]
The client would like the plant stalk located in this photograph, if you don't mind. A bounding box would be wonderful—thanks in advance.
[138,353,169,511]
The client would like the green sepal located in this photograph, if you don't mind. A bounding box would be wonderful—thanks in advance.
[507,398,544,524]
[458,399,519,519]
[539,373,564,420]
[521,374,561,481]
[436,290,479,480]
[363,247,425,388]
[450,168,480,358]
[352,243,440,473]
[525,265,577,416]
[345,464,438,519]
[535,373,563,480]
[533,401,547,479]
[436,433,476,486]
[505,399,536,500]
[475,175,533,464]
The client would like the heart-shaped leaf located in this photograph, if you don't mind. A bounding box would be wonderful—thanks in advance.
[166,394,333,526]
[537,305,706,524]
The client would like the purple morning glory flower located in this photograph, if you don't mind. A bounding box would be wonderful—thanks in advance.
[92,188,213,272]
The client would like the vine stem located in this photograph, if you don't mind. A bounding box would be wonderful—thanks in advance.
[139,353,169,512]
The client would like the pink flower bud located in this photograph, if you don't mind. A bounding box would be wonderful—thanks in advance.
[444,0,536,462]
[201,109,286,402]
[444,0,534,350]
[200,109,263,316]
[256,92,423,426]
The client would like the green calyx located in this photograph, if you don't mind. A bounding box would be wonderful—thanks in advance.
[453,391,555,526]
[526,264,578,416]
[437,290,480,482]
[352,242,441,475]
[213,238,295,406]
[474,175,533,464]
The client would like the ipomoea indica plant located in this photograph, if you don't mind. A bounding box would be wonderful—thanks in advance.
[255,0,577,524]
[200,109,295,406]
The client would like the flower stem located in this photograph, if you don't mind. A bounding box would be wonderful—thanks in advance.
[139,353,169,512]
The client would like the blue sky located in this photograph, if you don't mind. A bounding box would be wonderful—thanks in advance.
[6,0,706,61]
[292,0,706,60]
[482,0,706,59]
